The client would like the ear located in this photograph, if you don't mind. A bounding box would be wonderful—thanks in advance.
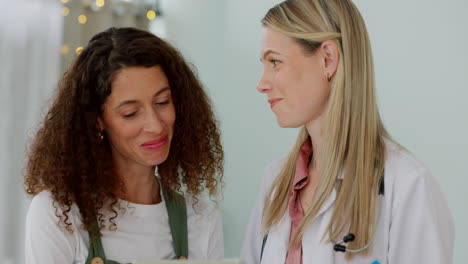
[97,117,104,131]
[320,40,340,79]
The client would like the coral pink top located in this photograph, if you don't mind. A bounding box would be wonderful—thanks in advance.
[285,138,312,264]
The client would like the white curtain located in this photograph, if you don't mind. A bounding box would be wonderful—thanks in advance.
[0,0,62,263]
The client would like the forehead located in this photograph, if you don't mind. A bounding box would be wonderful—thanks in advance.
[260,27,299,56]
[104,66,169,109]
[111,66,168,95]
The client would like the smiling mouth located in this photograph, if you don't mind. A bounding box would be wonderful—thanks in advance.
[268,98,283,108]
[141,136,168,150]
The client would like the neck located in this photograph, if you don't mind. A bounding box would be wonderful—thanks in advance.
[299,115,325,212]
[305,114,324,171]
[114,160,161,205]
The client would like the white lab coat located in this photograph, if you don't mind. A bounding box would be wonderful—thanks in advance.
[241,140,455,264]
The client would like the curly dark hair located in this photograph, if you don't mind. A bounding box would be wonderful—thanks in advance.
[25,27,224,233]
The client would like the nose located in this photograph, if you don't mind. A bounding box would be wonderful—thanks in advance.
[257,70,272,94]
[143,109,164,134]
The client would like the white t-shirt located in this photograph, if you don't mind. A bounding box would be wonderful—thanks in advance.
[25,190,224,264]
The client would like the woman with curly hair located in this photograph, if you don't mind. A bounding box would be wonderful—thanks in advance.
[24,27,224,264]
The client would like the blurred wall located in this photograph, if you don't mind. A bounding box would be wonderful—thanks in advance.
[0,1,62,263]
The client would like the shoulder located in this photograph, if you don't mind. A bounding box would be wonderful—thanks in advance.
[26,190,81,231]
[384,139,434,188]
[383,139,452,219]
[184,196,221,226]
[382,140,455,261]
[27,191,60,221]
[25,191,84,263]
[183,196,224,258]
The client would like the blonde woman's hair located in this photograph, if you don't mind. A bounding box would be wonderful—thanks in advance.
[261,0,390,256]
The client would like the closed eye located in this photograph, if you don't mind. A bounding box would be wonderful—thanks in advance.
[122,111,137,119]
[155,100,170,106]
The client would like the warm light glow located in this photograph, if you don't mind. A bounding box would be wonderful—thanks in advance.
[78,14,87,24]
[61,44,70,55]
[75,47,84,55]
[146,10,156,20]
[60,0,69,3]
[96,0,105,7]
[62,7,70,16]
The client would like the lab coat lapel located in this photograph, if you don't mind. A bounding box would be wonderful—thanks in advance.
[303,188,337,264]
[262,180,340,264]
[261,214,290,264]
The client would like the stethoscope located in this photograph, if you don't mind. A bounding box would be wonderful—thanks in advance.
[259,174,385,261]
[333,175,385,253]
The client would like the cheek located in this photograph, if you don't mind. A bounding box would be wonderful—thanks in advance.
[274,68,295,99]
[276,69,313,107]
[299,81,330,118]
[283,71,330,120]
[104,116,142,143]
[162,105,176,131]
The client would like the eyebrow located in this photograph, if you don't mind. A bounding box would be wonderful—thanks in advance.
[115,86,171,110]
[260,50,281,62]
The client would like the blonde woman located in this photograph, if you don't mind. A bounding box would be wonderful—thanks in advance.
[241,0,454,263]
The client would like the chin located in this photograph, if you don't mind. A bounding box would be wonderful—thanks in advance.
[145,151,171,166]
[277,117,303,128]
[147,159,166,166]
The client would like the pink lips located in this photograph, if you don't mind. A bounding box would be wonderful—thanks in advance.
[141,136,168,150]
[268,98,283,108]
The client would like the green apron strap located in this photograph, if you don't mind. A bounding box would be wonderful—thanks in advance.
[162,188,189,259]
[85,219,121,264]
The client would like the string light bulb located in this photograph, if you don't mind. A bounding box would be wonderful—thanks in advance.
[146,10,156,20]
[61,44,70,55]
[62,7,70,16]
[78,14,87,24]
[76,47,84,55]
[96,0,105,7]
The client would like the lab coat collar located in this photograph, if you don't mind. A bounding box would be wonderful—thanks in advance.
[261,186,338,264]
